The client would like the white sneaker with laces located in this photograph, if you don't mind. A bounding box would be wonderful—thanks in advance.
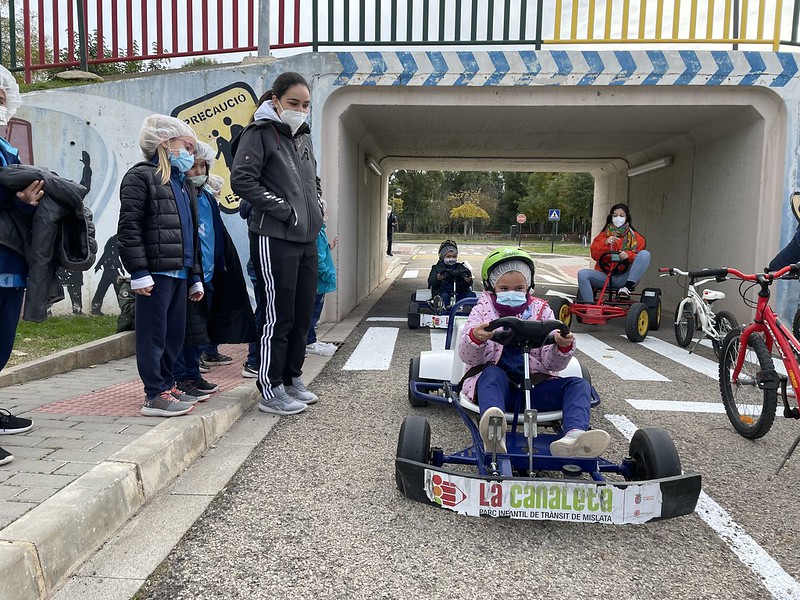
[306,341,337,357]
[479,407,508,454]
[286,377,319,404]
[550,429,610,458]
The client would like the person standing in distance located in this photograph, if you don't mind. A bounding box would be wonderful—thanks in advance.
[387,204,398,256]
[230,72,324,416]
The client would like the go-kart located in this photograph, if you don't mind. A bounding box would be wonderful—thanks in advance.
[546,252,662,342]
[407,271,475,329]
[398,313,701,524]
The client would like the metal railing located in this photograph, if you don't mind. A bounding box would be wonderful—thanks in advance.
[1,0,797,84]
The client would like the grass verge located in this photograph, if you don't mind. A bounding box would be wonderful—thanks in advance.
[8,315,118,368]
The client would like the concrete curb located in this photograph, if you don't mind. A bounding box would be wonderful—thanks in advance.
[0,332,136,390]
[0,259,405,600]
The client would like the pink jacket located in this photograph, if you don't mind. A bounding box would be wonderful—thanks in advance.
[457,293,575,400]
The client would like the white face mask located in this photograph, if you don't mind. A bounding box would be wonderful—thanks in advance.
[612,215,626,228]
[0,106,9,126]
[278,101,307,135]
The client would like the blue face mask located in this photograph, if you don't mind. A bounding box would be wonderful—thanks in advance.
[168,147,194,173]
[495,291,527,307]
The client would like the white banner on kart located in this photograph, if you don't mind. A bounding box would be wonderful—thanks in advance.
[424,469,663,524]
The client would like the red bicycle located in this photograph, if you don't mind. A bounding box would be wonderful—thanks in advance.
[713,263,800,440]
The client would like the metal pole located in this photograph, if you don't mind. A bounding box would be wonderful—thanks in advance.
[551,220,555,253]
[258,0,271,57]
[75,0,88,71]
[732,0,739,50]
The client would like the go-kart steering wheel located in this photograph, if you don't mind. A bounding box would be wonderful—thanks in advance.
[485,317,570,348]
[598,251,630,275]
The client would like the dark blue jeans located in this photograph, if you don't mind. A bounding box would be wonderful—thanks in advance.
[306,293,325,345]
[476,366,592,433]
[0,287,24,372]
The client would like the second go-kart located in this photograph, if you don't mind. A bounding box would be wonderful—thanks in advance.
[399,315,701,524]
[407,273,474,329]
[546,252,662,342]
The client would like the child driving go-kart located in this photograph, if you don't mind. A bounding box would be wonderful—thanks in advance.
[427,240,475,309]
[458,247,610,458]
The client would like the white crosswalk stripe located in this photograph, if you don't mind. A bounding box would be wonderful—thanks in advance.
[537,273,563,284]
[633,335,719,379]
[343,327,399,370]
[402,270,419,278]
[576,334,669,381]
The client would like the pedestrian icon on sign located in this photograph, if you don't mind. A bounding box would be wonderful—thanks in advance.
[548,209,561,221]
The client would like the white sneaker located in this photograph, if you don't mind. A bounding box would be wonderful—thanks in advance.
[306,341,337,357]
[479,407,507,453]
[550,429,610,458]
[285,377,319,404]
[617,286,631,300]
[258,385,307,415]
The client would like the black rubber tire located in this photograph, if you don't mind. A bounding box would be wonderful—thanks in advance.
[407,302,419,329]
[710,311,739,359]
[648,297,662,331]
[408,357,428,408]
[793,308,800,340]
[719,329,777,439]
[395,416,431,494]
[674,303,694,348]
[627,428,682,481]
[625,302,649,342]
[546,296,572,327]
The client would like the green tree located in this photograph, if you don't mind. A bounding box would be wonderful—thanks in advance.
[451,201,490,237]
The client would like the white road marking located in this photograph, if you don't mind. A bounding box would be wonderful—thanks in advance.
[366,317,407,322]
[402,270,419,278]
[576,334,669,381]
[625,399,727,413]
[544,289,575,299]
[634,336,719,379]
[605,414,800,600]
[342,327,399,370]
[698,338,789,376]
[537,273,563,283]
[430,330,446,351]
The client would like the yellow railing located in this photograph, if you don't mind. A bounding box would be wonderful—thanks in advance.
[542,0,784,50]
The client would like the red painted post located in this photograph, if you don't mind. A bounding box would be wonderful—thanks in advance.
[186,0,193,52]
[233,0,239,47]
[217,0,223,49]
[66,0,74,62]
[201,0,208,51]
[97,0,104,60]
[23,0,31,82]
[279,0,285,45]
[111,0,118,57]
[247,0,254,47]
[294,0,301,45]
[155,0,163,54]
[51,0,59,62]
[141,0,148,57]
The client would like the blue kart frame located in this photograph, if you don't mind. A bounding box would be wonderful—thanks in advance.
[398,298,702,524]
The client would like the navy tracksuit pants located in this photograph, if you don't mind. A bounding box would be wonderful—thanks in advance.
[0,287,24,372]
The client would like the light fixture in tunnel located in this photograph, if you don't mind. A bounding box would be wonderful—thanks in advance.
[365,155,383,177]
[627,156,673,177]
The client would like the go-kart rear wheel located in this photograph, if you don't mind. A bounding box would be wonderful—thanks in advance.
[408,302,420,329]
[674,303,694,347]
[627,428,682,481]
[625,302,649,342]
[648,297,662,331]
[710,311,739,359]
[395,416,431,494]
[546,296,572,327]
[408,357,428,408]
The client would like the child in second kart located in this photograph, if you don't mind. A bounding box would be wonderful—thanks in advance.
[458,247,610,458]
[427,240,475,309]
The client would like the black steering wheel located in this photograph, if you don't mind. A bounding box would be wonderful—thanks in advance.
[598,251,630,275]
[486,317,569,348]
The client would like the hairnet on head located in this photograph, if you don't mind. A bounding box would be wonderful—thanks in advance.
[204,174,224,197]
[439,243,458,260]
[0,66,21,118]
[194,140,215,170]
[138,114,196,158]
[488,259,531,289]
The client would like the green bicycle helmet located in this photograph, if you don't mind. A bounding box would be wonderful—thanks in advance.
[481,247,536,291]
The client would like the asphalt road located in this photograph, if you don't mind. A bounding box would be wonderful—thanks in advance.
[137,243,799,600]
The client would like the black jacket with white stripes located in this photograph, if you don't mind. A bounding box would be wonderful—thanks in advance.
[230,110,323,245]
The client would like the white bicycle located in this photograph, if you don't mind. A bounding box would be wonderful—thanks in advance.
[659,267,739,358]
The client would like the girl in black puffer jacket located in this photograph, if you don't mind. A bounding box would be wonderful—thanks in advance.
[117,114,202,418]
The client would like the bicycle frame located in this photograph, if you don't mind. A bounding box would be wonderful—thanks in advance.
[675,278,722,338]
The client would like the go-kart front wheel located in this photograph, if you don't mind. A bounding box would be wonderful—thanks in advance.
[408,357,428,408]
[546,296,572,327]
[395,416,431,495]
[625,302,649,342]
[627,428,682,481]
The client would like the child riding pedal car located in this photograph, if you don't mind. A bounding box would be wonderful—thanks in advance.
[457,247,610,458]
[427,240,475,309]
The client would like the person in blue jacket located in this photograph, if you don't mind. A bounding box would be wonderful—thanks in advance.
[306,199,338,357]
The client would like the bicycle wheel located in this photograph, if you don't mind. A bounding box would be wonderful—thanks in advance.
[674,303,694,347]
[710,311,739,359]
[793,308,800,340]
[718,329,777,439]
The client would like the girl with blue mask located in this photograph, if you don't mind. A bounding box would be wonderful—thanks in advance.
[457,247,610,459]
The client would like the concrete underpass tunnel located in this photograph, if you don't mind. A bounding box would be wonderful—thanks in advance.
[322,84,787,323]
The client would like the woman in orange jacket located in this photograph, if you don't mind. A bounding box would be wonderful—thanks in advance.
[577,203,650,302]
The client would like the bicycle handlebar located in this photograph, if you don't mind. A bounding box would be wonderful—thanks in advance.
[659,266,730,281]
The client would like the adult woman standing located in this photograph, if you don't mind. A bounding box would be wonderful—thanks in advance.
[231,72,324,415]
[576,203,651,303]
[117,115,202,417]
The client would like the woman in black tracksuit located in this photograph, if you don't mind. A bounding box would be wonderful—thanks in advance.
[231,72,324,416]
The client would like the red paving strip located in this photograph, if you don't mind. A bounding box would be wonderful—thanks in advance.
[559,265,583,279]
[34,346,252,417]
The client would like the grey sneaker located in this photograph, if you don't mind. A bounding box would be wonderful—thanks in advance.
[285,377,319,404]
[141,391,195,417]
[258,385,308,415]
[170,386,198,404]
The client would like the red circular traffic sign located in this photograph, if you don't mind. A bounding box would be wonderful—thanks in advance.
[516,213,527,224]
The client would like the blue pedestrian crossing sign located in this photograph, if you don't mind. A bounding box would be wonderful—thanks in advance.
[548,209,561,221]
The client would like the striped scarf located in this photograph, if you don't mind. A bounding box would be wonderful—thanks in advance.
[604,224,638,252]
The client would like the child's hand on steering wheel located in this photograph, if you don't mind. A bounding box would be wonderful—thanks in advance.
[471,322,495,343]
[553,331,574,349]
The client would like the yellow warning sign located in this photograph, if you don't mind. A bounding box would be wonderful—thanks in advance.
[173,83,258,214]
